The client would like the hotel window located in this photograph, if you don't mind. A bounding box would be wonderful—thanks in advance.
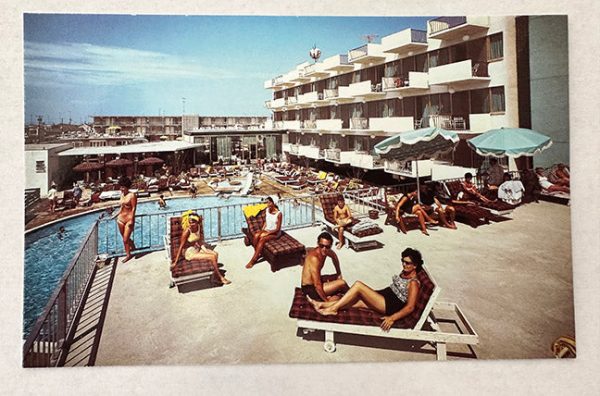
[470,88,490,114]
[351,71,361,84]
[35,160,46,173]
[384,61,400,77]
[488,33,504,61]
[491,87,506,112]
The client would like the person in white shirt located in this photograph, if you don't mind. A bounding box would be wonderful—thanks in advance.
[47,183,58,213]
[245,195,282,269]
[498,173,525,205]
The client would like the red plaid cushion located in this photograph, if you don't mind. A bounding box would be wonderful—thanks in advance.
[169,216,214,278]
[289,269,435,329]
[320,194,383,237]
[244,210,305,256]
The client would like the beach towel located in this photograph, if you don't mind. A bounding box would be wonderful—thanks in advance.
[243,203,268,218]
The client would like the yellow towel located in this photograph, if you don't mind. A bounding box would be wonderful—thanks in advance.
[317,171,327,180]
[243,203,268,218]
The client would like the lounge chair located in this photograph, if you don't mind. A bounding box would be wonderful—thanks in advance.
[241,207,306,272]
[318,194,383,251]
[163,216,220,290]
[383,190,421,233]
[442,181,510,227]
[289,266,479,360]
[444,180,515,215]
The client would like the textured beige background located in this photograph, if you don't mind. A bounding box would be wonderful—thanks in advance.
[1,0,598,394]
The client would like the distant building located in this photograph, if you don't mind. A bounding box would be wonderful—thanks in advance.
[90,115,270,142]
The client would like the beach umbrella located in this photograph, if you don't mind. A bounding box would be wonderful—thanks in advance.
[73,161,104,182]
[105,158,133,167]
[374,127,459,202]
[467,127,553,158]
[138,156,164,166]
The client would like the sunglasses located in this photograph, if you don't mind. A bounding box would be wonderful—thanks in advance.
[318,243,332,249]
[402,258,414,265]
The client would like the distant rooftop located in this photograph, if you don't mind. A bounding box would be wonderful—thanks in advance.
[25,143,73,151]
[58,141,203,157]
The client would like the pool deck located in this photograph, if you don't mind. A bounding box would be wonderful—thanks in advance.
[94,200,574,365]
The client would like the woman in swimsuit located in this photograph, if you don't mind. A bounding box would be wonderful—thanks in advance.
[116,176,137,263]
[172,211,231,285]
[245,195,282,269]
[307,247,423,332]
[395,190,437,236]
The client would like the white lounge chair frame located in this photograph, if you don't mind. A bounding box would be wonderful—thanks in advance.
[319,218,381,251]
[295,266,479,360]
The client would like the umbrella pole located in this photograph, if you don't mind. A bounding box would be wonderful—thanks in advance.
[416,160,421,204]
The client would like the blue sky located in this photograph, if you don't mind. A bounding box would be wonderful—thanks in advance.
[24,14,432,124]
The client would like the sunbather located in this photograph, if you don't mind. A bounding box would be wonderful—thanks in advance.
[307,247,423,332]
[535,167,570,193]
[548,163,570,187]
[158,194,167,209]
[333,196,353,249]
[116,176,137,263]
[395,190,438,236]
[172,210,230,285]
[461,172,493,203]
[245,195,283,269]
[420,183,457,230]
[301,232,348,302]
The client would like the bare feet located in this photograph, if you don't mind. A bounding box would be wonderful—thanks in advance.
[245,262,254,269]
[122,255,133,263]
[336,242,343,250]
[220,277,232,285]
[421,230,430,236]
[306,295,324,310]
[317,307,338,316]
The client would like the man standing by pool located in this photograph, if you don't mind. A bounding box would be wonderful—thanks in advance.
[301,232,348,302]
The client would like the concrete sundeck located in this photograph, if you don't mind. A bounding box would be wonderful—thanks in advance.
[95,201,573,365]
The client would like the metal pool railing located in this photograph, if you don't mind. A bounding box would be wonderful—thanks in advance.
[97,198,319,257]
[23,222,99,367]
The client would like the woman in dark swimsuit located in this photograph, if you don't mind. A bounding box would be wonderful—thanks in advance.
[116,176,137,263]
[307,248,423,332]
[395,190,437,236]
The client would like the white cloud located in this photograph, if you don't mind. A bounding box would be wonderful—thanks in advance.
[24,41,256,87]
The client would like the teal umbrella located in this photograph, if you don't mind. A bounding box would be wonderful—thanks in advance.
[374,127,459,202]
[467,127,553,158]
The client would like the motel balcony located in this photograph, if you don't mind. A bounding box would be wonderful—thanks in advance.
[298,144,322,159]
[288,68,311,84]
[323,88,339,101]
[382,72,429,94]
[348,43,386,65]
[301,120,318,130]
[428,59,491,89]
[315,119,343,130]
[324,148,353,164]
[468,113,509,133]
[271,97,287,109]
[303,62,330,78]
[322,54,354,72]
[287,96,299,106]
[428,16,490,41]
[384,159,434,178]
[282,120,302,130]
[350,152,385,170]
[335,86,355,103]
[369,116,415,133]
[348,80,386,99]
[281,142,291,152]
[350,117,369,130]
[381,29,428,55]
[297,91,320,106]
[264,100,272,109]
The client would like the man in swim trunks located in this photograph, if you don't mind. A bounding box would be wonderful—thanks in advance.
[332,196,353,249]
[301,232,348,302]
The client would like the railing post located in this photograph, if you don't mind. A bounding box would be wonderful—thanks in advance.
[217,207,222,242]
[57,284,67,346]
[311,195,316,226]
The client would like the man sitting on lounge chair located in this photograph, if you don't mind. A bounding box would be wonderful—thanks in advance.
[420,183,457,230]
[461,172,493,203]
[301,232,348,302]
[333,196,353,249]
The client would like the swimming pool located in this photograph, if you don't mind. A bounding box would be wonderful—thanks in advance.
[24,195,317,336]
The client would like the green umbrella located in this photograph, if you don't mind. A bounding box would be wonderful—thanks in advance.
[467,127,553,158]
[374,127,459,202]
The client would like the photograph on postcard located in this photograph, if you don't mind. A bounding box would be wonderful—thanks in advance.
[22,14,574,366]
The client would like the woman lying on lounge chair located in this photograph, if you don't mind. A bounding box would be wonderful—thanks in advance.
[396,190,438,236]
[172,211,231,285]
[245,195,283,269]
[308,248,423,332]
[535,167,570,194]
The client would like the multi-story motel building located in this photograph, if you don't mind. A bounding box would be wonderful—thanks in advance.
[265,15,569,180]
[91,115,269,142]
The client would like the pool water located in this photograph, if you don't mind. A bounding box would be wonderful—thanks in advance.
[24,195,316,337]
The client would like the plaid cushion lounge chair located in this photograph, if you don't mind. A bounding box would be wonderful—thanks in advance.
[289,266,479,360]
[242,209,306,272]
[443,181,511,227]
[383,191,421,233]
[163,216,218,290]
[319,194,383,251]
[445,180,515,215]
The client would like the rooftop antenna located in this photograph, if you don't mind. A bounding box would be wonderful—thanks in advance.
[361,34,379,43]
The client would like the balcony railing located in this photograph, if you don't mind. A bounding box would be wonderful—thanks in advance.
[350,117,369,129]
[325,148,341,162]
[411,29,427,43]
[290,144,300,155]
[382,76,409,90]
[324,88,339,99]
[429,16,468,35]
[303,120,317,129]
[348,44,368,62]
